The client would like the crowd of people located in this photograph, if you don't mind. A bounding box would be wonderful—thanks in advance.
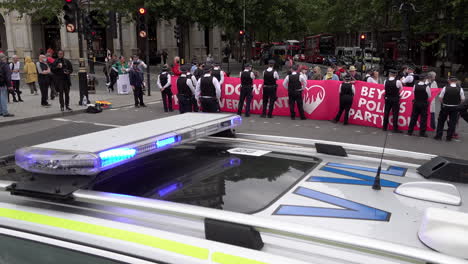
[0,50,75,117]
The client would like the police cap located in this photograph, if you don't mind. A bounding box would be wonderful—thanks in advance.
[389,69,398,75]
[268,60,275,65]
[291,64,299,71]
[244,63,252,68]
[203,65,212,72]
[344,74,352,81]
[162,64,169,71]
[449,76,458,82]
[180,64,188,72]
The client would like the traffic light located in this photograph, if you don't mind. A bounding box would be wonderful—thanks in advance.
[137,7,147,38]
[63,0,77,33]
[239,30,245,41]
[84,13,98,40]
[174,24,181,41]
[360,33,367,49]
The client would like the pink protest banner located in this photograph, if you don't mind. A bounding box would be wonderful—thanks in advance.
[170,76,441,131]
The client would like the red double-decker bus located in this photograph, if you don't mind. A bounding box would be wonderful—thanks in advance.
[304,34,335,64]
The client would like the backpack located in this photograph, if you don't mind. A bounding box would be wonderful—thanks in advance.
[86,103,103,114]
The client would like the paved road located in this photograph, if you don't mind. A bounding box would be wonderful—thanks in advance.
[0,103,466,159]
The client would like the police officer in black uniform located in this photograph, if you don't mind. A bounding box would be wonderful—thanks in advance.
[157,65,173,112]
[211,62,225,85]
[407,74,431,137]
[237,64,255,117]
[185,68,199,112]
[195,65,221,113]
[283,64,307,120]
[435,76,465,141]
[382,69,403,132]
[332,74,355,125]
[261,60,279,118]
[177,65,196,114]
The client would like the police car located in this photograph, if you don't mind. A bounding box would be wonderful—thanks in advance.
[0,113,467,264]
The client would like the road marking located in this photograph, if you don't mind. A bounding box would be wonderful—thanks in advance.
[263,122,269,124]
[52,118,121,128]
[315,126,320,129]
[147,101,161,105]
[355,130,361,133]
[275,123,281,125]
[110,108,119,111]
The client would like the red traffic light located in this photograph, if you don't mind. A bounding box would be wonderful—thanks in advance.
[138,7,146,15]
[360,34,366,40]
[65,0,72,2]
[239,30,245,35]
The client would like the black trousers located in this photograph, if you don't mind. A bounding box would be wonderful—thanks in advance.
[237,86,253,116]
[178,94,192,114]
[262,86,277,117]
[191,96,199,112]
[383,98,400,131]
[408,101,428,135]
[334,96,353,124]
[50,78,56,99]
[161,89,173,111]
[55,78,70,108]
[288,91,305,118]
[109,72,118,91]
[38,78,50,106]
[11,80,21,101]
[200,97,219,113]
[436,105,459,140]
[133,85,144,106]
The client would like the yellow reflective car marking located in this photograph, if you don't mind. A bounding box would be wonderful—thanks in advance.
[212,252,267,264]
[0,208,209,260]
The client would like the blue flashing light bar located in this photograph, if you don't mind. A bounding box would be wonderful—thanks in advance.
[99,148,136,167]
[158,183,182,197]
[156,136,180,148]
[15,113,242,176]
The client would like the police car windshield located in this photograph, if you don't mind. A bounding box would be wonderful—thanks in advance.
[91,141,318,213]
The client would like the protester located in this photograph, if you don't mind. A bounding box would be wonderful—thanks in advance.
[46,53,56,100]
[348,66,362,82]
[157,64,173,112]
[24,56,38,95]
[426,71,438,129]
[172,56,181,76]
[107,54,119,92]
[332,75,355,125]
[309,66,323,80]
[366,70,379,84]
[323,67,339,81]
[9,55,22,102]
[36,54,52,107]
[51,50,73,111]
[129,61,146,108]
[0,53,14,117]
[334,63,346,80]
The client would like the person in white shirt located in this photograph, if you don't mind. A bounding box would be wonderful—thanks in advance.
[382,69,404,132]
[261,60,280,118]
[176,65,196,114]
[9,55,22,102]
[426,71,438,129]
[366,70,379,84]
[283,64,307,120]
[401,66,415,87]
[237,64,256,117]
[434,76,465,141]
[157,64,173,112]
[195,65,221,112]
[407,74,432,137]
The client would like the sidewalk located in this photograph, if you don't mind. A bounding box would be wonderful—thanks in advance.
[0,73,162,127]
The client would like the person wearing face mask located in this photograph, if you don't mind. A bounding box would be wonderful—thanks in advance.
[36,55,52,107]
[434,76,465,141]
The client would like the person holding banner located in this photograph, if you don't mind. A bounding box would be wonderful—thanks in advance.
[407,74,431,137]
[195,65,221,113]
[283,64,307,120]
[332,75,355,125]
[177,65,196,114]
[434,76,465,141]
[261,60,280,118]
[237,64,256,117]
[382,69,403,133]
[157,64,173,112]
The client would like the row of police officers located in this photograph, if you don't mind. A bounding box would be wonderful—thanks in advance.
[158,62,465,141]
